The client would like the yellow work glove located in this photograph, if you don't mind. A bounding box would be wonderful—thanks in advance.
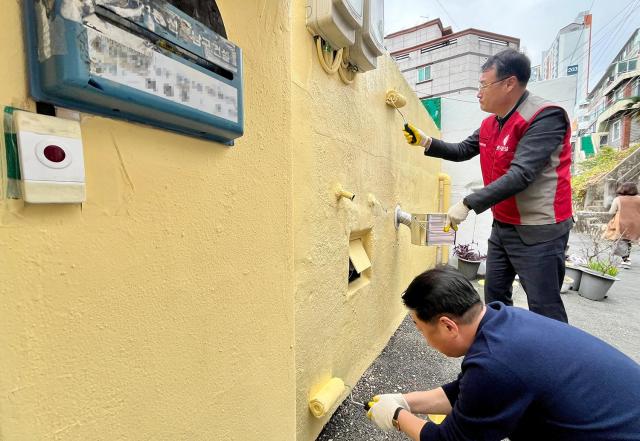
[444,200,470,232]
[403,123,432,148]
[366,394,410,431]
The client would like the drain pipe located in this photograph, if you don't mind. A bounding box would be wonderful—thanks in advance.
[437,173,452,264]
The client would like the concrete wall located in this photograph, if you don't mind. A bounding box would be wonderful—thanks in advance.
[0,1,444,440]
[0,1,295,440]
[291,2,443,440]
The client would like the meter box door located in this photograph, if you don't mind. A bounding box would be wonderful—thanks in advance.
[306,0,364,49]
[348,0,384,72]
[24,0,243,145]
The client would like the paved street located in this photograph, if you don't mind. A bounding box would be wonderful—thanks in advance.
[317,232,640,441]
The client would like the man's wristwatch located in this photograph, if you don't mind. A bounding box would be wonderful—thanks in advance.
[392,407,403,431]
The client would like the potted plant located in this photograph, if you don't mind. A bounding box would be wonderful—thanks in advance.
[453,243,486,280]
[576,226,621,301]
[579,260,619,301]
[564,262,583,291]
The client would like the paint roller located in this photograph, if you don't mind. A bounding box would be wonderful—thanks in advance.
[308,377,346,418]
[385,89,419,144]
[308,377,448,425]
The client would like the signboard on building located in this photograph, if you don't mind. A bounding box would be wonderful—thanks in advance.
[567,65,579,76]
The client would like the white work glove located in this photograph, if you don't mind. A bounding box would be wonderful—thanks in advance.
[445,200,470,232]
[403,123,432,148]
[367,394,410,431]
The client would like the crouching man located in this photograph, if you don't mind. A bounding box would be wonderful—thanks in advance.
[367,265,640,440]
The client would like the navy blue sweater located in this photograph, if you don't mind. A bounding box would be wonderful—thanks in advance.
[420,302,640,440]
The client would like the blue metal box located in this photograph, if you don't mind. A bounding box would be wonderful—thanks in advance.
[24,0,243,145]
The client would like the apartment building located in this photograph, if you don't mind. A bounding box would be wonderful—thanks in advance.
[530,12,592,145]
[582,28,640,154]
[384,19,519,100]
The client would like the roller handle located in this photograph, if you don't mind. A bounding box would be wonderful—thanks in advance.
[404,123,417,144]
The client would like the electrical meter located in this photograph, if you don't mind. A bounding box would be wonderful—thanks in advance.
[348,0,385,72]
[24,0,243,145]
[306,0,364,49]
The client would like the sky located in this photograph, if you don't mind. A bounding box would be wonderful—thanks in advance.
[384,0,640,91]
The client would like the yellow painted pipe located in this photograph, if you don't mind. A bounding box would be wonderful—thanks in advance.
[438,173,452,263]
[335,183,355,201]
[438,173,451,212]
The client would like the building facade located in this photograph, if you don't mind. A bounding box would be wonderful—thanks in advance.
[532,12,593,149]
[582,28,640,154]
[384,19,519,100]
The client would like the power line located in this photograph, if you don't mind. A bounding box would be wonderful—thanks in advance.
[432,0,459,29]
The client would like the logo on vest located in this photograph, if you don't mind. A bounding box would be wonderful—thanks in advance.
[496,145,510,152]
[503,134,510,145]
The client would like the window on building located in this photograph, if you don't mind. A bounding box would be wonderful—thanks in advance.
[420,39,456,54]
[395,53,410,62]
[612,119,621,141]
[417,65,431,82]
[478,36,508,46]
[636,79,640,97]
[615,88,623,100]
[600,135,608,145]
[617,58,637,74]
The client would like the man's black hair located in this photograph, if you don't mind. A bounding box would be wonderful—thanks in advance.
[402,265,482,324]
[482,48,531,86]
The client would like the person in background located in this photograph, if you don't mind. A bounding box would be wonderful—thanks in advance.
[606,181,640,268]
[366,266,640,440]
[402,49,572,322]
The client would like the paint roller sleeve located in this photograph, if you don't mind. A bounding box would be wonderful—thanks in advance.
[308,378,345,418]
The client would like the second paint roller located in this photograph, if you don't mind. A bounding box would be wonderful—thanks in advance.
[385,89,419,143]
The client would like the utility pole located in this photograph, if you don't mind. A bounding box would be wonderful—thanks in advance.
[585,13,592,96]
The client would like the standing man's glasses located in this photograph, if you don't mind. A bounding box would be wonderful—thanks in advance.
[478,76,512,90]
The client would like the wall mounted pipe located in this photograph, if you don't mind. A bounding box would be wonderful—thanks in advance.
[394,203,456,247]
[438,173,451,212]
[394,204,412,229]
[334,183,355,201]
[437,173,452,264]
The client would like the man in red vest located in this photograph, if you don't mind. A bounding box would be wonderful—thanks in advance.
[403,49,572,322]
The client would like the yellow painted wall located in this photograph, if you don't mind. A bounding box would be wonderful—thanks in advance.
[290,1,442,440]
[0,1,442,440]
[0,1,295,440]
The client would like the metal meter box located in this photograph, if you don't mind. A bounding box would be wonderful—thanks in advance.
[348,0,384,72]
[24,0,243,145]
[306,0,364,49]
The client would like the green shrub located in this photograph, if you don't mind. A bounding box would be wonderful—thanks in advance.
[587,259,619,277]
[572,144,639,207]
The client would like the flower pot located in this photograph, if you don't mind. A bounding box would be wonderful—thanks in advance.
[564,265,583,291]
[560,276,574,293]
[457,258,482,280]
[578,268,618,301]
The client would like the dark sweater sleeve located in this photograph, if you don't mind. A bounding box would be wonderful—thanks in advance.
[440,374,462,405]
[426,130,481,162]
[420,358,534,441]
[464,108,568,214]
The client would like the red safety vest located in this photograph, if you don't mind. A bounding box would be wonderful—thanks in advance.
[478,94,572,225]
